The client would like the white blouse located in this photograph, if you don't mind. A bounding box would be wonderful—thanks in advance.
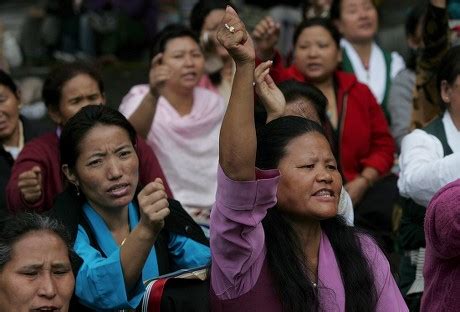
[398,111,460,206]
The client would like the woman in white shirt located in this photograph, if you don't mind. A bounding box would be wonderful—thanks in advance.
[397,45,460,309]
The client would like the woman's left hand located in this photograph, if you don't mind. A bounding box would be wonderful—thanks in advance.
[344,177,368,205]
[217,6,255,66]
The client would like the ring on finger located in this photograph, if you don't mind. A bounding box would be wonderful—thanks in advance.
[224,23,235,33]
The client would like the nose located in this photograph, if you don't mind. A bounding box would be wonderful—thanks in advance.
[37,273,57,299]
[307,46,319,58]
[184,54,194,66]
[107,157,122,180]
[316,167,333,184]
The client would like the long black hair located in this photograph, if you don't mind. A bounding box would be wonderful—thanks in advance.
[256,116,378,312]
[405,2,427,71]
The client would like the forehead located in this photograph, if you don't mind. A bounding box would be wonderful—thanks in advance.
[298,26,334,42]
[61,74,100,96]
[284,132,333,160]
[164,36,200,52]
[78,124,132,155]
[0,84,15,95]
[9,231,68,265]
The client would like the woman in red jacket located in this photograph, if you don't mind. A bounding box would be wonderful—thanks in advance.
[256,17,396,247]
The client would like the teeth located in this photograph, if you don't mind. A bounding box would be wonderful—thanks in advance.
[315,190,333,197]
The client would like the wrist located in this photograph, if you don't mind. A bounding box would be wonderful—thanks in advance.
[358,174,373,188]
[135,222,160,241]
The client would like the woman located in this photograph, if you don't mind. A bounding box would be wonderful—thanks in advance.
[0,70,48,215]
[398,45,460,309]
[7,62,170,213]
[264,18,395,247]
[190,0,235,102]
[254,74,354,225]
[210,7,407,311]
[0,213,75,312]
[330,0,405,120]
[52,105,210,310]
[119,24,225,224]
[421,179,460,312]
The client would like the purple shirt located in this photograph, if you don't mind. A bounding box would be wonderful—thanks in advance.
[421,179,460,312]
[210,166,408,311]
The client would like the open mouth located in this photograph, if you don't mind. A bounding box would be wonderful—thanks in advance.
[107,183,130,197]
[182,72,197,80]
[312,188,335,198]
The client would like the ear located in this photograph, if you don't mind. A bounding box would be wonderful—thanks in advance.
[440,80,451,103]
[48,108,63,125]
[62,164,78,186]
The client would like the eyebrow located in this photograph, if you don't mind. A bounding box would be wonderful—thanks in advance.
[88,144,131,158]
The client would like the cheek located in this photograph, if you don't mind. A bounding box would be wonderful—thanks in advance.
[0,275,33,307]
[57,274,75,299]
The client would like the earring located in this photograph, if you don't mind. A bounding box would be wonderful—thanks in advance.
[74,183,80,196]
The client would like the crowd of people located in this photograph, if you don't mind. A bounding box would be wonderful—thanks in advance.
[0,0,459,311]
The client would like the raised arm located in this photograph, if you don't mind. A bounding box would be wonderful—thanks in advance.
[127,54,169,138]
[217,6,256,181]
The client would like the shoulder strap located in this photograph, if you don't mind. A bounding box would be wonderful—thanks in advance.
[423,116,454,156]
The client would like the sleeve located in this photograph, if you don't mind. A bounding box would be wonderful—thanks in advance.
[425,180,460,259]
[210,165,280,300]
[390,51,405,79]
[398,129,460,206]
[6,142,48,213]
[360,236,409,312]
[135,135,173,198]
[360,87,396,175]
[119,84,150,119]
[387,70,414,150]
[74,225,145,310]
[168,234,211,269]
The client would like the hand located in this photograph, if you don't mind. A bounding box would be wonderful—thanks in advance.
[217,6,255,65]
[137,178,170,236]
[252,16,280,60]
[254,60,286,122]
[148,53,170,97]
[344,177,368,205]
[18,166,42,204]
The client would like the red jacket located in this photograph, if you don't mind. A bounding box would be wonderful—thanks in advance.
[269,63,395,182]
[7,131,172,213]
